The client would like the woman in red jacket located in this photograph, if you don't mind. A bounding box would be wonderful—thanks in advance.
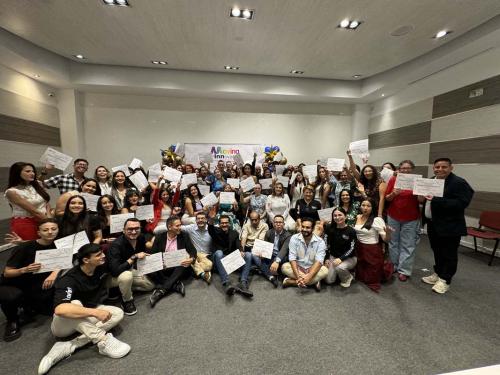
[146,177,180,234]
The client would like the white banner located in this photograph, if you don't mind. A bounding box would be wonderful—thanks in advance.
[184,143,262,165]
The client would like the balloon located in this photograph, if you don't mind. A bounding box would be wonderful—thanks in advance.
[273,146,280,152]
[280,157,287,165]
[264,146,271,153]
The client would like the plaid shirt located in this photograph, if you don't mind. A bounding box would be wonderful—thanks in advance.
[44,173,82,194]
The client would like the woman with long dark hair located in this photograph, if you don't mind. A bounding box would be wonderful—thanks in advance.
[182,184,204,225]
[338,189,360,226]
[96,194,120,243]
[58,195,102,244]
[54,178,101,217]
[357,165,387,217]
[111,171,131,210]
[5,162,51,240]
[313,166,332,208]
[146,177,180,234]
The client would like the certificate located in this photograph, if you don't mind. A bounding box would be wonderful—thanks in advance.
[240,177,256,192]
[259,178,273,190]
[162,166,182,183]
[219,192,235,205]
[163,249,189,268]
[148,163,162,182]
[110,213,135,233]
[302,165,317,180]
[34,247,73,273]
[135,204,154,221]
[395,173,422,190]
[137,253,164,275]
[180,173,198,190]
[221,250,246,275]
[289,172,298,185]
[54,231,90,254]
[40,147,73,171]
[129,158,143,170]
[199,152,214,164]
[277,175,289,188]
[80,192,99,212]
[380,167,394,182]
[129,171,149,190]
[318,207,335,223]
[275,165,286,176]
[112,164,130,176]
[227,178,240,190]
[349,139,369,155]
[233,154,244,166]
[251,239,274,259]
[327,158,345,172]
[317,158,328,167]
[200,192,218,207]
[198,184,210,197]
[413,178,445,198]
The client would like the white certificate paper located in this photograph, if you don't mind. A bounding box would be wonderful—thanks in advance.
[221,250,246,275]
[200,192,218,207]
[413,178,445,198]
[163,249,189,268]
[129,158,143,170]
[137,253,164,275]
[40,147,73,171]
[199,152,214,164]
[162,166,182,183]
[34,247,73,273]
[135,204,154,221]
[54,231,90,254]
[110,213,135,233]
[198,184,210,197]
[276,175,289,188]
[251,239,274,259]
[327,158,345,172]
[380,167,394,182]
[129,171,149,191]
[318,207,335,223]
[227,178,240,189]
[180,173,198,190]
[112,164,130,176]
[395,173,422,190]
[219,192,235,205]
[240,177,256,192]
[275,165,286,176]
[80,192,99,212]
[259,178,273,190]
[302,165,318,180]
[349,139,369,155]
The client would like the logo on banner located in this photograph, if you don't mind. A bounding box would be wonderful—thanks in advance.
[210,146,240,159]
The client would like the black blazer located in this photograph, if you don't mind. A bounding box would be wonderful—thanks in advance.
[264,228,292,263]
[422,173,474,237]
[151,232,197,259]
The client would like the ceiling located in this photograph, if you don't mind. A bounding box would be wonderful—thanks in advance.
[1,0,500,80]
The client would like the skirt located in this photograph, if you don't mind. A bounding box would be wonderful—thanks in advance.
[355,241,384,292]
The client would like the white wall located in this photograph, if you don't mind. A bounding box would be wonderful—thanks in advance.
[82,93,352,168]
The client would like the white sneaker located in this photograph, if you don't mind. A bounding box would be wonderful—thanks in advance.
[97,333,131,359]
[340,274,354,288]
[432,278,450,294]
[38,341,76,375]
[421,273,439,285]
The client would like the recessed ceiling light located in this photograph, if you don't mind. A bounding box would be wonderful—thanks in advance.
[349,20,359,29]
[102,0,129,6]
[224,65,240,70]
[73,54,86,60]
[33,74,40,78]
[290,70,304,74]
[152,60,168,65]
[381,93,385,97]
[352,74,362,79]
[435,30,452,39]
[230,7,254,20]
[338,19,362,30]
[340,19,350,28]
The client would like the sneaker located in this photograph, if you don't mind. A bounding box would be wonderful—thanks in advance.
[340,274,354,288]
[149,288,166,308]
[237,281,254,298]
[223,282,235,296]
[432,278,450,294]
[38,341,76,375]
[421,273,439,285]
[202,271,212,284]
[282,277,295,288]
[174,281,185,297]
[97,333,131,359]
[398,273,408,282]
[121,299,137,316]
[314,281,321,292]
[269,276,279,288]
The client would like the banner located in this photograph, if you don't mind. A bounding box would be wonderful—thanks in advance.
[184,143,262,166]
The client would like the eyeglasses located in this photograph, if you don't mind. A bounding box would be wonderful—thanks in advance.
[126,228,141,232]
[75,163,88,167]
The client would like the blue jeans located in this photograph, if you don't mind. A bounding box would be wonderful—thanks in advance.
[252,254,273,278]
[213,250,252,284]
[387,216,421,276]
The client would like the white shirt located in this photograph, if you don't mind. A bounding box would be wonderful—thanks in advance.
[354,217,386,244]
[5,185,47,218]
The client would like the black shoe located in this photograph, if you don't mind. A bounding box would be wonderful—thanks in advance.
[237,281,254,298]
[223,282,236,296]
[122,299,137,316]
[4,321,21,342]
[149,288,166,308]
[174,281,185,297]
[269,276,279,288]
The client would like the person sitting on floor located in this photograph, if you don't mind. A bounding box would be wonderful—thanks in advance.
[241,210,269,252]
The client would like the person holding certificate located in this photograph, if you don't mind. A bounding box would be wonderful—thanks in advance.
[111,171,132,210]
[265,182,295,231]
[148,216,197,307]
[38,244,130,375]
[312,167,332,209]
[420,158,474,294]
[385,160,421,282]
[181,184,204,225]
[94,166,113,196]
[58,195,102,245]
[146,177,181,235]
[241,183,268,221]
[0,219,59,341]
[241,211,269,253]
[181,212,213,283]
[293,185,322,232]
[42,158,89,194]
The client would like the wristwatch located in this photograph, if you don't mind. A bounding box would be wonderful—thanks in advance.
[130,255,138,262]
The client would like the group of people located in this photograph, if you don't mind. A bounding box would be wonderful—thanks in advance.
[1,150,474,374]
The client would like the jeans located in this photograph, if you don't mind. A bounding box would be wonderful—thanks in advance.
[213,250,252,284]
[387,216,421,276]
[252,255,273,278]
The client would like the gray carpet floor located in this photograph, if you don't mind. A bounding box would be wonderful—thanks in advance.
[0,236,499,375]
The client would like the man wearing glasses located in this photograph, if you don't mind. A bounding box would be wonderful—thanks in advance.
[41,158,89,194]
[107,218,155,315]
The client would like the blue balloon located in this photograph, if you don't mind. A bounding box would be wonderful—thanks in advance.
[273,146,280,152]
[264,146,271,153]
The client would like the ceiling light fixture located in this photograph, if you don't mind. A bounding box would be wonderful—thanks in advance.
[152,60,168,65]
[33,74,40,78]
[230,7,254,20]
[338,19,362,30]
[340,19,350,28]
[102,0,130,6]
[381,93,385,97]
[352,74,362,79]
[434,30,452,39]
[290,70,304,74]
[73,54,86,60]
[224,65,240,70]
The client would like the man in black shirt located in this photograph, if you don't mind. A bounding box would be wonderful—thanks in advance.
[108,218,154,315]
[38,244,130,375]
[0,219,59,342]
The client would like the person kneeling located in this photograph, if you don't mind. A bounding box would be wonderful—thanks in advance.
[38,244,130,375]
[281,217,328,291]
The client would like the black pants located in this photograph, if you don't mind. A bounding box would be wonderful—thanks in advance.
[0,283,54,322]
[149,266,188,291]
[427,221,461,284]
